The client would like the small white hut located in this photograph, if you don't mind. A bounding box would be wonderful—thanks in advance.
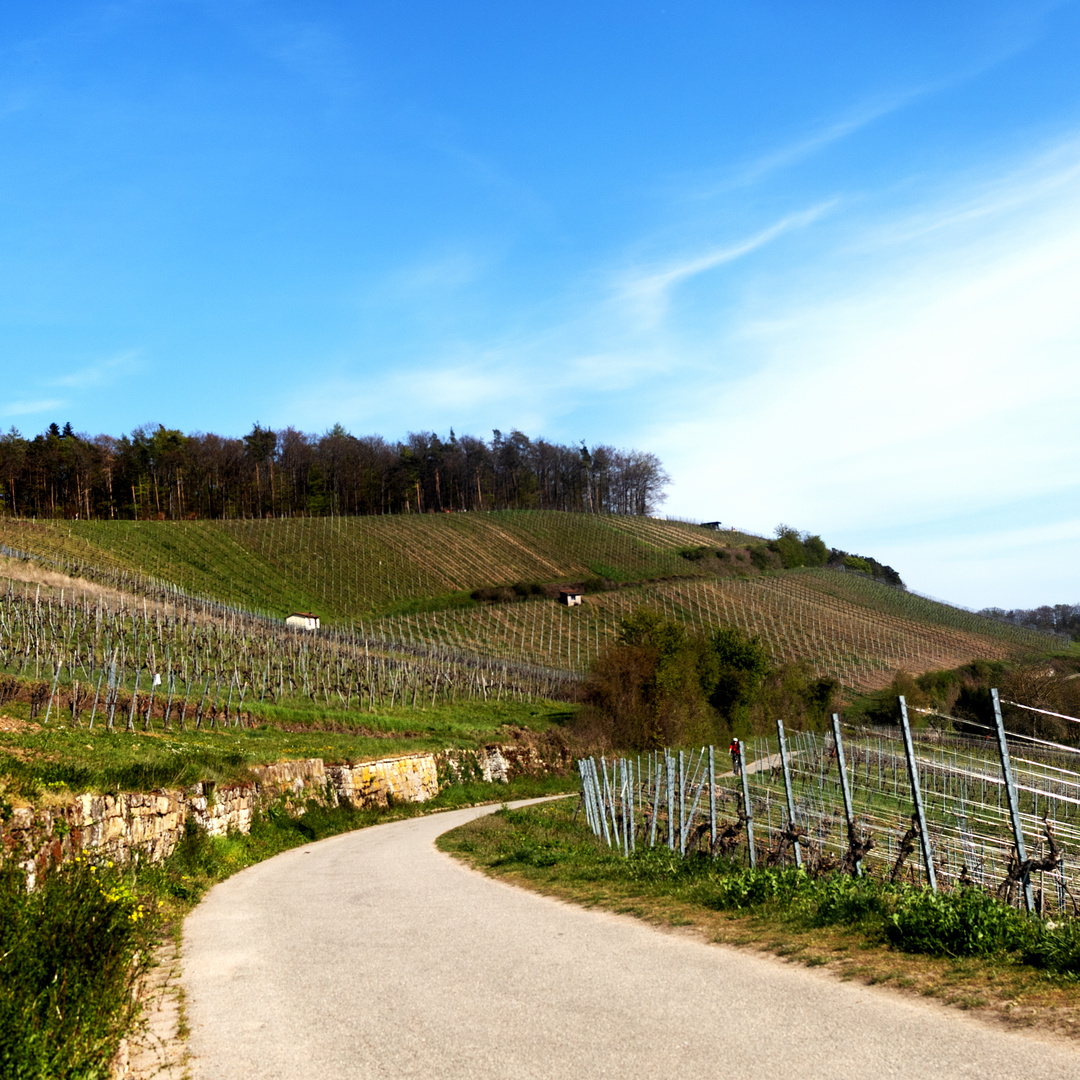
[558,587,584,607]
[286,611,320,631]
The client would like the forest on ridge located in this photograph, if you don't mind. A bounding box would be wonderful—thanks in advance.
[0,422,670,521]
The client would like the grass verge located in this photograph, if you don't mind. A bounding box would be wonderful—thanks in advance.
[0,698,575,804]
[438,800,1080,1039]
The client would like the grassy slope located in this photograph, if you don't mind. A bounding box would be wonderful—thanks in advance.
[0,513,741,618]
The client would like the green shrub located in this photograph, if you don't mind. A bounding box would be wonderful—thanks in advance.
[710,626,770,723]
[767,526,828,569]
[710,866,811,910]
[511,581,545,598]
[582,576,616,593]
[769,526,808,569]
[749,545,772,571]
[802,535,828,567]
[678,546,729,563]
[809,873,891,929]
[886,886,1029,958]
[843,555,873,575]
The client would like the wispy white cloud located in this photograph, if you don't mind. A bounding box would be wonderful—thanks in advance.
[864,137,1080,250]
[733,95,924,188]
[699,7,1067,198]
[50,350,139,389]
[615,201,838,328]
[0,399,63,418]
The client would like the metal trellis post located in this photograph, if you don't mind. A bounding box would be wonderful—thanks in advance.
[830,713,862,876]
[709,744,716,852]
[738,738,756,868]
[776,717,802,868]
[898,696,937,892]
[678,750,686,856]
[666,753,675,852]
[991,688,1034,912]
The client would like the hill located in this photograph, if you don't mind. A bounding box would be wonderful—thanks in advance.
[0,512,1066,694]
[0,513,759,618]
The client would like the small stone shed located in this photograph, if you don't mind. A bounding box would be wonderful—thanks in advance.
[286,611,321,630]
[558,587,584,607]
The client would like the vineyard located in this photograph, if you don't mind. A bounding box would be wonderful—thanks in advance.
[580,702,1080,915]
[362,570,1059,692]
[0,512,1067,700]
[0,582,577,737]
[0,513,750,620]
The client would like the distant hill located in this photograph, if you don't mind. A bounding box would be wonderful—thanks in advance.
[0,512,1066,692]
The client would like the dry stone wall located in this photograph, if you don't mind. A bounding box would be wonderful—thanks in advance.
[0,740,569,887]
[1,751,438,887]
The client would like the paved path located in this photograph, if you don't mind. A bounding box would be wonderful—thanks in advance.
[183,800,1079,1079]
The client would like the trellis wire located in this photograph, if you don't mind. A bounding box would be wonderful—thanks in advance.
[577,692,1080,915]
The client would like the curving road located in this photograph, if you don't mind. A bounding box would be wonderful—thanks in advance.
[183,800,1079,1079]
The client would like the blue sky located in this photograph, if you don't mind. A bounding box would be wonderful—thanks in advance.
[2,1,1080,610]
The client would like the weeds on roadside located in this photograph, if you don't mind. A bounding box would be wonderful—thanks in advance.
[0,855,157,1079]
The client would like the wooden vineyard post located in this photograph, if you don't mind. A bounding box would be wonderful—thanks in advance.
[898,695,937,892]
[738,738,755,867]
[163,671,175,731]
[830,713,861,876]
[106,665,120,731]
[143,670,157,731]
[194,677,211,729]
[88,669,104,730]
[776,716,802,868]
[991,688,1034,912]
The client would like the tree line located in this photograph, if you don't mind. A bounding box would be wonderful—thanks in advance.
[978,603,1080,643]
[0,422,670,521]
